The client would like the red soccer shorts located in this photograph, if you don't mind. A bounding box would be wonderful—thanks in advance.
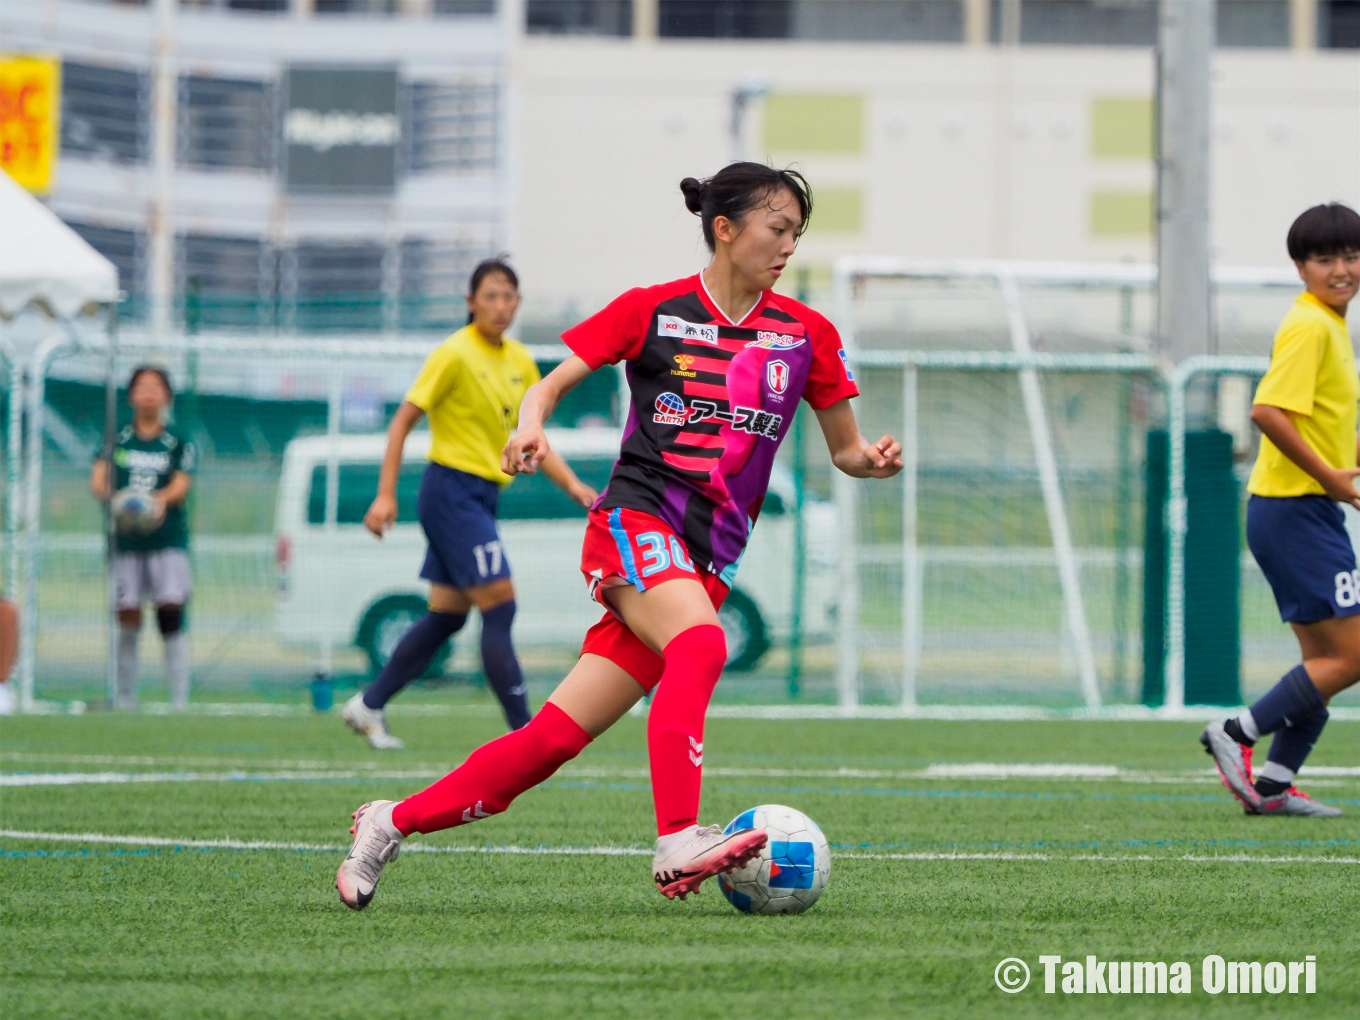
[578,507,728,692]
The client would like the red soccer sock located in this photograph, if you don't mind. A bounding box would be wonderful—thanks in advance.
[647,624,727,837]
[391,701,591,836]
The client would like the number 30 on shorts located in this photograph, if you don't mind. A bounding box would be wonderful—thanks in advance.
[635,532,695,577]
[1335,570,1360,608]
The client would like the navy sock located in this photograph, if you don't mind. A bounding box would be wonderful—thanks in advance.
[1264,705,1330,777]
[362,610,466,710]
[480,600,530,730]
[1246,664,1324,737]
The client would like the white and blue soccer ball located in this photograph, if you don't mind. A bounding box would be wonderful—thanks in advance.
[717,804,831,915]
[111,488,161,535]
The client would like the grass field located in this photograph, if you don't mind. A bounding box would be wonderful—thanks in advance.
[5,704,1360,1019]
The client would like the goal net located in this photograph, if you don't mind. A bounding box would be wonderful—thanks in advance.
[830,258,1300,712]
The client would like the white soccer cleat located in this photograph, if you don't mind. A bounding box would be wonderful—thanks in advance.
[652,823,768,900]
[335,800,403,910]
[342,693,405,750]
[0,684,13,717]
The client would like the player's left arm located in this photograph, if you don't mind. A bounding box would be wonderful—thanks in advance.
[156,471,192,507]
[538,450,598,509]
[814,399,903,479]
[154,440,195,514]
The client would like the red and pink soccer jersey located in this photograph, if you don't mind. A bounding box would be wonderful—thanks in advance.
[563,273,858,585]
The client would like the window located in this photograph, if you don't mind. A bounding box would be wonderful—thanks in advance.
[527,0,632,35]
[1006,0,1156,46]
[307,462,424,526]
[1217,0,1288,47]
[61,62,148,165]
[313,0,398,14]
[660,0,791,38]
[286,242,388,332]
[178,75,277,172]
[434,0,497,12]
[404,80,498,175]
[790,1,963,42]
[179,234,276,329]
[65,222,144,302]
[399,235,500,331]
[1323,0,1360,47]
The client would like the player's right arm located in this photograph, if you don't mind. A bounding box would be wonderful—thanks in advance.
[1251,316,1360,507]
[503,356,594,477]
[1251,404,1360,508]
[364,401,425,538]
[90,457,111,501]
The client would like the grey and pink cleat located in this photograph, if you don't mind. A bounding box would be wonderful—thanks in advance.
[335,800,403,910]
[652,824,768,900]
[1253,787,1343,818]
[1200,719,1261,812]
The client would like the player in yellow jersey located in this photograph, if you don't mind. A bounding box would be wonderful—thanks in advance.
[341,260,597,749]
[1202,203,1360,817]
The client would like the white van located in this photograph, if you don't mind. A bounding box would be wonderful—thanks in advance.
[274,428,837,675]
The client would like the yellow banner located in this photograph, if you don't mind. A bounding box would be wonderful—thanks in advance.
[0,55,60,195]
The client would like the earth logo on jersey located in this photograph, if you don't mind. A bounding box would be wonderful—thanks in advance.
[653,392,689,426]
[767,359,790,395]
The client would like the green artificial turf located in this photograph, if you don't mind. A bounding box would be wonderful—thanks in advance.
[3,709,1359,1018]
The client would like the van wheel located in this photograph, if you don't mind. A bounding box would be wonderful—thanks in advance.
[357,595,452,679]
[719,589,768,672]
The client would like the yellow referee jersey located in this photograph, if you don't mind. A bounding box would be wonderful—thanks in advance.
[1247,291,1358,498]
[405,325,541,485]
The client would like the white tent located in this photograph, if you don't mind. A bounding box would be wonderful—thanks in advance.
[0,168,118,318]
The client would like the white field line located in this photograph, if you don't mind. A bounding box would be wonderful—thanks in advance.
[4,829,1360,866]
[18,701,1360,721]
[4,761,1358,788]
[0,829,650,856]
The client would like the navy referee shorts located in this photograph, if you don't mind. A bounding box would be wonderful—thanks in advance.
[417,463,512,590]
[1247,494,1360,624]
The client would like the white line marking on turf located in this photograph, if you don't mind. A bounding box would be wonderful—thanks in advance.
[5,762,1358,788]
[0,829,651,856]
[0,770,441,787]
[921,763,1119,778]
[5,830,1360,865]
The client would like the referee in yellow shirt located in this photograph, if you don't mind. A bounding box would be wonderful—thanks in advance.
[342,260,597,749]
[1202,203,1360,817]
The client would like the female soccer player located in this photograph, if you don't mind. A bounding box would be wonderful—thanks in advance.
[1202,202,1360,817]
[90,366,196,710]
[341,260,598,749]
[336,162,903,909]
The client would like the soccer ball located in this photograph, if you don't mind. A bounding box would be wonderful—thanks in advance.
[717,804,831,914]
[111,488,161,535]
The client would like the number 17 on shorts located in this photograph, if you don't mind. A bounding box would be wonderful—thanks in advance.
[473,541,503,580]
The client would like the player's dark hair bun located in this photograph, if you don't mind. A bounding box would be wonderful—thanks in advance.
[679,177,706,215]
[679,162,812,253]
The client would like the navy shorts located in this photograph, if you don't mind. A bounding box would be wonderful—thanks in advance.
[1247,494,1360,624]
[417,463,512,590]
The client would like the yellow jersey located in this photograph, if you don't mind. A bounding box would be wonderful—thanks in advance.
[405,325,541,485]
[1247,291,1358,498]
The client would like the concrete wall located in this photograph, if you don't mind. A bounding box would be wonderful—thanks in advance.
[511,38,1360,309]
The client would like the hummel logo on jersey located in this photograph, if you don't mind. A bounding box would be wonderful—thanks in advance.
[658,314,719,344]
[689,736,704,767]
[671,354,698,378]
[461,801,491,823]
[746,331,806,350]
